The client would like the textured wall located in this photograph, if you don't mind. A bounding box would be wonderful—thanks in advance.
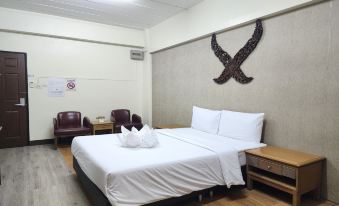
[152,1,339,203]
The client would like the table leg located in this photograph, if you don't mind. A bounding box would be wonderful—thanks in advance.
[246,165,253,190]
[313,187,321,200]
[247,175,253,190]
[54,137,58,150]
[293,193,301,206]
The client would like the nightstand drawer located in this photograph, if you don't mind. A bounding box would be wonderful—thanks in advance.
[247,155,296,179]
[258,158,282,175]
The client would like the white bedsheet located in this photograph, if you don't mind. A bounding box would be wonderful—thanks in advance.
[71,128,265,206]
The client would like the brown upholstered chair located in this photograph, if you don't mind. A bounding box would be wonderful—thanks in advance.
[111,109,143,133]
[53,111,91,148]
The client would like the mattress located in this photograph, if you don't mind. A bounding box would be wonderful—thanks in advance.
[72,128,265,206]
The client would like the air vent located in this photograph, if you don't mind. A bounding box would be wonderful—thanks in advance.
[130,50,144,60]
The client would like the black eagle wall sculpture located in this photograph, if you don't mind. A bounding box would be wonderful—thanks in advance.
[211,19,263,84]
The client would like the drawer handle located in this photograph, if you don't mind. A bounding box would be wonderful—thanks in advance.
[267,165,271,170]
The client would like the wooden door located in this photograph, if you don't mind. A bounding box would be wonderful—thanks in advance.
[0,51,28,148]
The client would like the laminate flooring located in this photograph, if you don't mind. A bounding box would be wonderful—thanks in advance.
[0,145,90,206]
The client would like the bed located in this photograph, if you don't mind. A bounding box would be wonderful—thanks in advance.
[72,127,266,206]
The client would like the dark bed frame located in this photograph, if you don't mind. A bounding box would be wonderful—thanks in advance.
[73,156,247,206]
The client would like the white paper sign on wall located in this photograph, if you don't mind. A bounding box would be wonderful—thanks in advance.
[48,78,65,97]
[66,79,77,91]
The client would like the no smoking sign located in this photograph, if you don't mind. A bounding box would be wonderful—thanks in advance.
[66,79,76,91]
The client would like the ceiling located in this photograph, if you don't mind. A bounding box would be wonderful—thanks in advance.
[0,0,203,29]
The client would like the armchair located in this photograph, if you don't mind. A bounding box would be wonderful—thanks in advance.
[111,109,143,133]
[53,111,91,148]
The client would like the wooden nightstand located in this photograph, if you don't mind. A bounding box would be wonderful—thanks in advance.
[154,124,186,129]
[90,121,114,135]
[245,146,325,206]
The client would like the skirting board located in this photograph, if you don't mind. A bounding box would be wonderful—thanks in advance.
[29,139,53,146]
[29,136,74,146]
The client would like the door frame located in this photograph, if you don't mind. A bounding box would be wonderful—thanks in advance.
[0,50,30,146]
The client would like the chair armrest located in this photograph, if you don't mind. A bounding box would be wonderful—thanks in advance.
[132,114,142,123]
[110,115,116,123]
[83,116,91,128]
[53,118,58,130]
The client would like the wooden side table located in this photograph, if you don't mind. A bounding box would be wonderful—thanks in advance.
[90,121,114,135]
[245,146,325,206]
[154,124,186,129]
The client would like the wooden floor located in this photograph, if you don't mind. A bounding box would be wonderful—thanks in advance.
[0,145,337,206]
[0,145,90,206]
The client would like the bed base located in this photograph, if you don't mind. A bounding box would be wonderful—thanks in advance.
[73,156,246,206]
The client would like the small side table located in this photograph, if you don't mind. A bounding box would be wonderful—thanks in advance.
[246,146,325,206]
[90,121,114,135]
[154,124,186,129]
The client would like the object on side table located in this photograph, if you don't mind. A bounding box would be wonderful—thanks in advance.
[91,121,114,135]
[245,146,325,206]
[111,109,143,133]
[53,111,91,149]
[96,116,106,123]
[154,124,186,129]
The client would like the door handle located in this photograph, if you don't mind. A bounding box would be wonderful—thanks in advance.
[0,126,2,131]
[14,98,26,107]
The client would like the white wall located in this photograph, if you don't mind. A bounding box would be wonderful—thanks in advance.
[0,31,144,141]
[0,7,145,47]
[142,29,153,125]
[147,0,321,52]
[0,8,146,141]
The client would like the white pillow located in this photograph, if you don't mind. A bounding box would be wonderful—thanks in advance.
[218,110,264,143]
[191,106,221,134]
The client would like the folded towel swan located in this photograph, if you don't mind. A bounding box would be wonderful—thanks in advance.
[118,125,159,148]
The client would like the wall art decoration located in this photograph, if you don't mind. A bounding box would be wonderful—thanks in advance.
[211,19,263,84]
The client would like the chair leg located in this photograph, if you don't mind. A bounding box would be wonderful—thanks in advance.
[209,190,214,198]
[198,194,203,202]
[54,136,58,150]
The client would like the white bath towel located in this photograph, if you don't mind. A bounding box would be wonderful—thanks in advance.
[118,125,158,148]
[118,126,141,148]
[135,125,159,148]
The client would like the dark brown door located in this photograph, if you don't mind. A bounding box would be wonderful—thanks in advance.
[0,51,28,148]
